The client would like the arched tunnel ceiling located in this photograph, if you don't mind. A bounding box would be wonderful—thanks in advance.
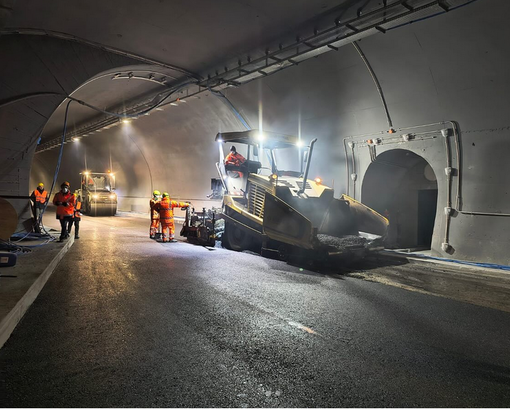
[5,0,477,150]
[4,0,367,74]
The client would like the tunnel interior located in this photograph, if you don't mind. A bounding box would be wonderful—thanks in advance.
[361,149,438,250]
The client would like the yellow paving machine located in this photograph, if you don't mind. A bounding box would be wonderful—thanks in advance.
[181,130,388,262]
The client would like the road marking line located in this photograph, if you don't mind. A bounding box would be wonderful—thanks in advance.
[288,321,316,334]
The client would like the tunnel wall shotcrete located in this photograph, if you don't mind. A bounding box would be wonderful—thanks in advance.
[0,35,141,231]
[4,0,510,264]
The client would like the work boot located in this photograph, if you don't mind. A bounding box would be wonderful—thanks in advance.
[169,239,178,243]
[75,235,80,239]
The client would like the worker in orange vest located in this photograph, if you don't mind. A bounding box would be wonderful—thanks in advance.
[30,182,48,233]
[149,190,162,239]
[67,193,82,239]
[224,145,246,178]
[154,192,189,242]
[52,181,76,242]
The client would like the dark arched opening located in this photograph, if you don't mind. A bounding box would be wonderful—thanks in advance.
[361,149,438,250]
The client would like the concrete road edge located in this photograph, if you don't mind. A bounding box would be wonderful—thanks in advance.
[0,236,75,349]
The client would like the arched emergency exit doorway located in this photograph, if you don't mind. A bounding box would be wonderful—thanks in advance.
[361,149,438,250]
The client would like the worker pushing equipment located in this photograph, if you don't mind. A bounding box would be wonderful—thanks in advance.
[30,182,49,233]
[154,192,189,242]
[149,190,162,239]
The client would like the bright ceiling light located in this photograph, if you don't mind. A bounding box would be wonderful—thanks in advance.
[122,118,131,124]
[297,140,304,147]
[257,132,265,142]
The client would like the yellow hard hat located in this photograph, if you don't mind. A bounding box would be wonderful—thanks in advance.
[153,190,161,196]
[162,192,169,198]
[38,183,44,188]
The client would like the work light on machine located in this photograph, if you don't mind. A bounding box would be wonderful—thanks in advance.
[92,194,99,200]
[314,177,322,185]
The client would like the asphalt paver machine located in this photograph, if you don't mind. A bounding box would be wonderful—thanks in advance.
[212,130,389,262]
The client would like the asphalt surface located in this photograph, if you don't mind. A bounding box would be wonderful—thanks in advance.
[1,215,510,407]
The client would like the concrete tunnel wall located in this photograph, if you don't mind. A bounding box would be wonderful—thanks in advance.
[2,0,510,264]
[0,34,141,230]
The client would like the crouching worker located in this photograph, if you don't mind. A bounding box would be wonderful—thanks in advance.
[154,192,189,243]
[149,190,162,239]
[68,194,82,239]
[53,181,76,242]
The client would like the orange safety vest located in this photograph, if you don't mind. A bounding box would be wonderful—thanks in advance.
[225,152,246,166]
[53,192,76,219]
[74,200,82,219]
[225,152,246,167]
[155,198,188,223]
[33,189,48,205]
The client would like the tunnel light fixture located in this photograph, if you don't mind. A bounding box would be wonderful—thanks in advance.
[314,177,322,185]
[72,137,80,143]
[296,140,304,147]
[92,194,99,200]
[257,132,266,142]
[170,102,178,106]
[122,118,131,124]
[217,138,223,143]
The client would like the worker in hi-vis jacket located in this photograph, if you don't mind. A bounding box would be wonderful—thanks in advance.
[150,190,162,239]
[52,181,76,242]
[154,192,189,242]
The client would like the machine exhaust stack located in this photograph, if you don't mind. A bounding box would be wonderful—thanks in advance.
[299,138,317,195]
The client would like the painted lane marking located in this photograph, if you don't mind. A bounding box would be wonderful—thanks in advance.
[287,321,317,334]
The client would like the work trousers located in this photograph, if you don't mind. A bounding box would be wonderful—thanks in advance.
[33,206,43,233]
[150,218,160,238]
[161,220,175,242]
[68,218,80,238]
[59,216,73,240]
